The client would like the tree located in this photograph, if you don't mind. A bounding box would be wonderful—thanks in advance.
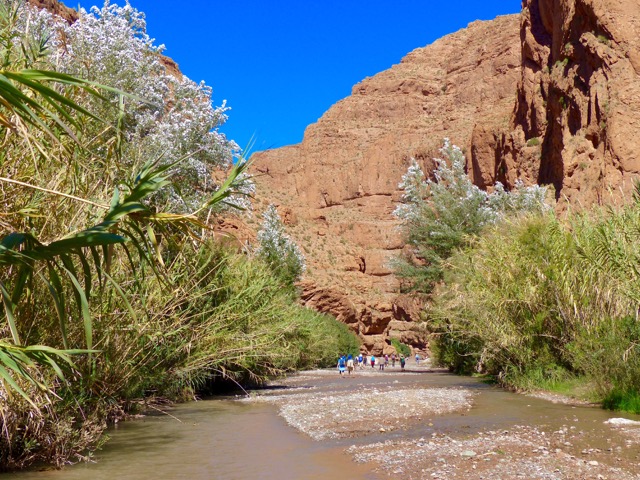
[394,139,548,292]
[255,205,305,286]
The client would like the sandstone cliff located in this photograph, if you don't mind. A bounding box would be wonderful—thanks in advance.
[472,0,640,206]
[251,15,522,354]
[28,0,77,23]
[254,1,640,354]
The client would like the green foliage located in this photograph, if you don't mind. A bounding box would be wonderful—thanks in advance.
[255,204,305,286]
[431,189,640,407]
[0,151,250,398]
[394,139,548,293]
[559,96,569,110]
[390,338,411,357]
[526,137,541,147]
[166,242,357,387]
[506,364,585,395]
[602,388,640,414]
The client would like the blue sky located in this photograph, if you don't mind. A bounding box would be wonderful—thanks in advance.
[100,1,521,152]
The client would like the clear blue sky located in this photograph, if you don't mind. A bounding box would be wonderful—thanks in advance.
[87,1,522,152]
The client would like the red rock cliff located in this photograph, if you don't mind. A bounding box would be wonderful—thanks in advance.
[252,15,522,354]
[472,0,640,206]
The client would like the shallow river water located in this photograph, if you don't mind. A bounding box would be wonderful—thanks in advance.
[6,367,640,479]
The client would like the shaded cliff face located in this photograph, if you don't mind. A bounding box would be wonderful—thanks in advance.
[472,0,640,206]
[251,15,521,354]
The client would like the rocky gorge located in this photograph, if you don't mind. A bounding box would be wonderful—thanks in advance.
[251,0,640,355]
[6,0,640,475]
[27,0,640,356]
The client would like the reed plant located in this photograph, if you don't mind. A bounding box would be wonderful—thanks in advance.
[431,195,640,410]
[0,1,358,469]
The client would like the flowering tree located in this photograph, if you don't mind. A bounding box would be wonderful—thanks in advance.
[255,205,305,285]
[14,0,250,213]
[394,139,548,291]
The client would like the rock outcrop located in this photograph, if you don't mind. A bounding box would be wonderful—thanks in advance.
[251,15,522,354]
[472,0,640,206]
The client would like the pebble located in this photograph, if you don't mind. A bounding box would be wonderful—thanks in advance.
[461,450,477,458]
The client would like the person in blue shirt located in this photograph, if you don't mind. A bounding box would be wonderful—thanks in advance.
[337,355,346,375]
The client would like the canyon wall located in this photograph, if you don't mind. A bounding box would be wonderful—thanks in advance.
[251,15,522,354]
[253,0,640,354]
[472,0,640,206]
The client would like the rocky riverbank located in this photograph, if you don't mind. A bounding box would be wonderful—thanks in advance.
[243,364,640,479]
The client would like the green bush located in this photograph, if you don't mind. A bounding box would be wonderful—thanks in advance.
[431,192,640,407]
[393,139,548,293]
[391,338,411,357]
[603,388,640,414]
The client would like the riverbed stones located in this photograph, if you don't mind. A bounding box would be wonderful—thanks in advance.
[349,425,640,479]
[240,369,640,479]
[246,384,475,440]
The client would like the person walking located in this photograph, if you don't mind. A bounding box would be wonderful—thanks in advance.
[338,355,346,375]
[347,354,355,375]
[391,353,396,367]
[415,353,420,366]
[400,355,406,371]
[370,355,376,369]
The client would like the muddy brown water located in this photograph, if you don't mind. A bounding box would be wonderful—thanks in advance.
[6,367,640,479]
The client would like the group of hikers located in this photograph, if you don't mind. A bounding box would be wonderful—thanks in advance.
[337,352,423,375]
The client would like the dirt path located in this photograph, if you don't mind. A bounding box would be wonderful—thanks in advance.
[243,364,640,479]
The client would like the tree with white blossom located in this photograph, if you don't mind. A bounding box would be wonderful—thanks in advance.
[394,139,548,291]
[15,0,251,213]
[255,205,306,285]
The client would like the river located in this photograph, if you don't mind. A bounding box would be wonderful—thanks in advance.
[6,365,640,479]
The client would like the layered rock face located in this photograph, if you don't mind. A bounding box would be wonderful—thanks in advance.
[251,15,522,354]
[254,1,640,353]
[472,0,640,205]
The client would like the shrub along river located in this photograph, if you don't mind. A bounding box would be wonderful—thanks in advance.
[7,363,640,479]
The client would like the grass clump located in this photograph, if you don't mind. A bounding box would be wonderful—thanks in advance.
[390,338,411,357]
[431,196,640,405]
[603,388,640,414]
